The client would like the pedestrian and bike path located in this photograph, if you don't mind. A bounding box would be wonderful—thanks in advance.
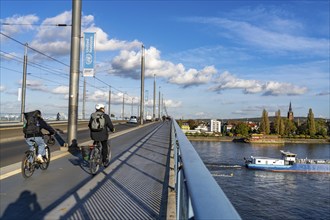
[0,122,174,219]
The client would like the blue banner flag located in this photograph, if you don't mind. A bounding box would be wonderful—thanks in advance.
[83,32,95,77]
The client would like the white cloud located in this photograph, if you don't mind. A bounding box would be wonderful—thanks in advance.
[52,86,69,94]
[0,85,6,92]
[315,91,330,96]
[85,27,141,51]
[87,90,128,105]
[263,81,307,96]
[26,11,141,58]
[0,51,18,61]
[109,49,142,79]
[28,11,72,57]
[211,71,263,93]
[164,99,182,108]
[168,65,217,88]
[0,14,39,36]
[226,6,305,35]
[21,79,48,92]
[144,97,181,108]
[87,90,110,102]
[195,112,206,116]
[109,46,217,87]
[210,71,307,96]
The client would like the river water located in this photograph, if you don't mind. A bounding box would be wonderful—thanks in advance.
[191,141,330,220]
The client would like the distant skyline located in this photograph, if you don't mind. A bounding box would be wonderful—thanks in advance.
[1,0,329,119]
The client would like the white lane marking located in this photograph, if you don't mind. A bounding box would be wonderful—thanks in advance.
[0,151,71,180]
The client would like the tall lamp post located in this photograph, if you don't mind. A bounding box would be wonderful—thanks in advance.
[108,87,111,116]
[67,0,82,148]
[20,43,28,122]
[140,45,145,125]
[82,77,86,120]
[122,93,125,120]
[158,86,161,120]
[153,74,156,121]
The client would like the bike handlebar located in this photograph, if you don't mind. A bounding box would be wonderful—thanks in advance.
[44,133,56,146]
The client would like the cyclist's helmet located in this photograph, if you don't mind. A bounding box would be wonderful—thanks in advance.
[95,103,105,110]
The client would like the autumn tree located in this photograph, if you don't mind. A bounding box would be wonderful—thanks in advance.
[259,109,270,134]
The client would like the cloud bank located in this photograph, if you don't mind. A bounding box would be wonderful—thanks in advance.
[210,71,307,96]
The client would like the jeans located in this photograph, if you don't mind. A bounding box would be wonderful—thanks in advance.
[25,136,46,156]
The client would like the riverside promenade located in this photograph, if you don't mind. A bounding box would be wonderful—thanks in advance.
[1,122,175,219]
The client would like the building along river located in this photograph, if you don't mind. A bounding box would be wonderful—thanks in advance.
[191,141,330,220]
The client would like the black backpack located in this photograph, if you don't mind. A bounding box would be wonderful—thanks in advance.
[23,110,41,135]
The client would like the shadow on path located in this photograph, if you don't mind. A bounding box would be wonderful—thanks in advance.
[1,190,42,220]
[30,122,171,219]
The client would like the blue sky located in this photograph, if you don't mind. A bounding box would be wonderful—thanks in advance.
[1,0,329,120]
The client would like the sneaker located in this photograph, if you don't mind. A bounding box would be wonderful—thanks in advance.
[36,154,45,163]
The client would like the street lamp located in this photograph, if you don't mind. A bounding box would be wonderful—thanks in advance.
[20,43,28,122]
[140,44,145,125]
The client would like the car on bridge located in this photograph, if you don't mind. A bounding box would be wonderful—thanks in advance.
[128,116,138,124]
[146,115,152,122]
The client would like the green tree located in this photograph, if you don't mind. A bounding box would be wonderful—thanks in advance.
[259,109,270,134]
[187,119,198,130]
[283,118,296,136]
[177,119,183,127]
[297,122,307,135]
[307,108,316,137]
[279,117,285,136]
[274,110,282,135]
[315,119,328,137]
[233,122,250,137]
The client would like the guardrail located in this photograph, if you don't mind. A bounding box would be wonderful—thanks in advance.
[171,120,241,219]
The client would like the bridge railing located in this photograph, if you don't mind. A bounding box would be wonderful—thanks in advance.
[171,119,241,220]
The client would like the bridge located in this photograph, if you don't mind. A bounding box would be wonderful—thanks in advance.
[0,120,240,219]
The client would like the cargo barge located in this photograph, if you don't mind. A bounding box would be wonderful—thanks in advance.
[244,150,330,173]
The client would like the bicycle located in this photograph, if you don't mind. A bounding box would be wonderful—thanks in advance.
[89,141,111,175]
[21,134,54,178]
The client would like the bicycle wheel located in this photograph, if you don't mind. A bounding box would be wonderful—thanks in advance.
[89,147,101,175]
[40,146,51,170]
[103,143,111,167]
[21,151,35,178]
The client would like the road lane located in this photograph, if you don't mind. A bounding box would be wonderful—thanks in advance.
[0,122,140,168]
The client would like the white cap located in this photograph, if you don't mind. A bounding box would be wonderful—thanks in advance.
[95,103,105,110]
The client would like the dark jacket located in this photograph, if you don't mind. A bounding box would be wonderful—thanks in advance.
[25,117,55,138]
[88,111,114,141]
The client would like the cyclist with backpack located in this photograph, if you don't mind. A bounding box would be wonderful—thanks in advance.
[23,110,55,163]
[88,104,115,166]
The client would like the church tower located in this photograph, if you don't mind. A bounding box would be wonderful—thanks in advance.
[287,102,294,121]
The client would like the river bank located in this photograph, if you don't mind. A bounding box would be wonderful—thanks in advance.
[186,136,330,144]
